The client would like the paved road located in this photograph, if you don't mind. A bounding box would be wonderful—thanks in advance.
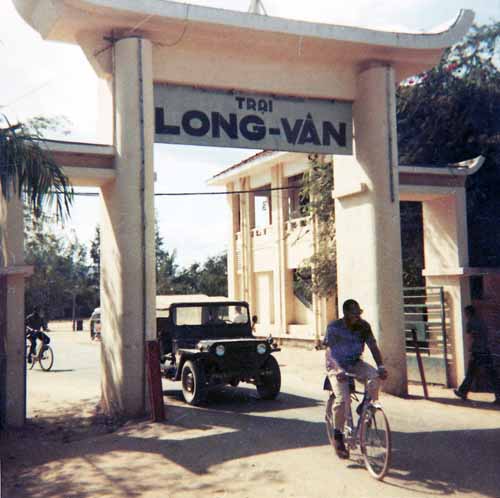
[11,327,500,498]
[27,329,101,417]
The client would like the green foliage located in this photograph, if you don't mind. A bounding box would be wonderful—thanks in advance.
[0,115,73,220]
[295,154,336,298]
[89,226,100,288]
[24,212,98,319]
[400,202,425,288]
[161,253,228,297]
[155,221,181,295]
[397,21,500,268]
[155,221,228,296]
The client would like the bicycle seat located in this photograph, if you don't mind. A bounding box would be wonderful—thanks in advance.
[323,375,355,393]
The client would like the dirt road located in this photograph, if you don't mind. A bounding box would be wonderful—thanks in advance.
[2,327,500,498]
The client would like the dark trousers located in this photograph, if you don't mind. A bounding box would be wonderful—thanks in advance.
[27,334,36,358]
[27,331,44,357]
[458,352,500,399]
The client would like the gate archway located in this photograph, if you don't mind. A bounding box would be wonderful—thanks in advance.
[2,0,474,424]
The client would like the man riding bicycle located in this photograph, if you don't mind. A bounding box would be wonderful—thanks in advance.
[324,299,388,459]
[26,307,49,363]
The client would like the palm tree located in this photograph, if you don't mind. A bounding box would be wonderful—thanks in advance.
[0,116,73,427]
[0,115,73,220]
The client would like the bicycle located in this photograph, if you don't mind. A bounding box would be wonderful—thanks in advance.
[26,329,54,371]
[325,373,392,480]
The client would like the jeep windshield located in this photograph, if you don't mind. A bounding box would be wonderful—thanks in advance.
[174,304,249,326]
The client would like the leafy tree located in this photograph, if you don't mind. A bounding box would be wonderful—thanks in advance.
[195,253,228,296]
[397,21,500,269]
[24,212,97,319]
[295,154,336,298]
[166,253,228,297]
[89,225,100,289]
[155,221,180,294]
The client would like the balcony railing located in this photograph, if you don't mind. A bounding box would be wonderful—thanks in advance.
[251,226,272,238]
[285,216,310,233]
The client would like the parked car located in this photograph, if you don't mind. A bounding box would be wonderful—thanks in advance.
[157,299,281,405]
[89,307,101,340]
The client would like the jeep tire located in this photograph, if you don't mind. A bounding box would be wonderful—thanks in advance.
[181,360,206,405]
[257,355,281,400]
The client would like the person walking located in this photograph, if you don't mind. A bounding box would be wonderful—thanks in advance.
[454,305,500,405]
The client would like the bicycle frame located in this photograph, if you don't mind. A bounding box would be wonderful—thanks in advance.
[344,391,369,450]
[325,372,391,480]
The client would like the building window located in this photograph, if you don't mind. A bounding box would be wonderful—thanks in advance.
[287,174,309,220]
[470,275,484,300]
[253,185,272,227]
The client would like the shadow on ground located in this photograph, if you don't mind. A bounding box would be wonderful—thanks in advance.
[163,384,321,413]
[3,390,500,498]
[386,427,500,496]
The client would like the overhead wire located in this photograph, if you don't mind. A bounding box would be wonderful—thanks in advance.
[63,184,302,197]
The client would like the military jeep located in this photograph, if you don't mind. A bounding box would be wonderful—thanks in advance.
[157,299,281,405]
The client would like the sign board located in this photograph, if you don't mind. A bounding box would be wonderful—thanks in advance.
[154,84,352,154]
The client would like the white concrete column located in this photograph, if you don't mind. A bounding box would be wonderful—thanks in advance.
[239,177,255,313]
[422,192,468,271]
[422,190,470,386]
[334,63,407,395]
[226,182,239,299]
[99,37,156,417]
[271,163,289,338]
[0,193,26,427]
[97,76,114,145]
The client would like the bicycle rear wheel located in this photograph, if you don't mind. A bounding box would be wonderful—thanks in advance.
[39,345,54,371]
[360,405,391,480]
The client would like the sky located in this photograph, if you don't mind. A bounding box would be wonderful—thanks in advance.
[1,0,499,266]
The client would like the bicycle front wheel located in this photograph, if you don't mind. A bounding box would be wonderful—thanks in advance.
[39,345,54,371]
[360,405,391,480]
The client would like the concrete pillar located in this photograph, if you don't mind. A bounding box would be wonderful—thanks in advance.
[334,64,407,395]
[422,190,470,386]
[239,177,255,313]
[226,182,239,299]
[271,163,290,338]
[97,76,114,145]
[99,37,156,417]
[0,193,27,427]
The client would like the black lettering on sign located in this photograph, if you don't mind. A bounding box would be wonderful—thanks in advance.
[323,122,347,147]
[235,97,245,109]
[155,107,180,135]
[246,98,257,111]
[240,115,266,141]
[212,112,238,139]
[281,118,303,145]
[182,110,210,137]
[257,99,268,113]
[298,113,321,146]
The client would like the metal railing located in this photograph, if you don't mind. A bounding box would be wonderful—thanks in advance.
[403,286,450,386]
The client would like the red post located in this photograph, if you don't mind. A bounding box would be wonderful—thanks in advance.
[412,328,429,399]
[145,340,165,421]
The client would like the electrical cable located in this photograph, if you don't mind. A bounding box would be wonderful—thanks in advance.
[63,184,302,197]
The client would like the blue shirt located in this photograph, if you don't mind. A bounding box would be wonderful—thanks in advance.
[324,318,376,370]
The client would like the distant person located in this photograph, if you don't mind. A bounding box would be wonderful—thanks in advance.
[233,306,247,323]
[26,306,48,363]
[454,305,500,405]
